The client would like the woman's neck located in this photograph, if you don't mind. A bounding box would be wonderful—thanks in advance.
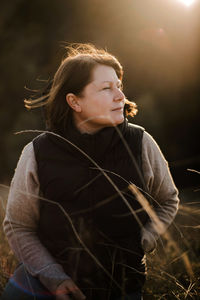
[72,113,105,135]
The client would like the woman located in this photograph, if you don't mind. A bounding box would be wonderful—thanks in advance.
[2,44,179,300]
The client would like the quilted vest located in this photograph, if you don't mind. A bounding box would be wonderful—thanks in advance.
[33,119,149,297]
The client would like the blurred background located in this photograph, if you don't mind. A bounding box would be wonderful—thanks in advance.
[1,0,200,195]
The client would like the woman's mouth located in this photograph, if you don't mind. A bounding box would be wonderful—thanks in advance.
[112,107,123,111]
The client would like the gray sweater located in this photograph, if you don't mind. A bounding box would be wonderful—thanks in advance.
[3,131,179,293]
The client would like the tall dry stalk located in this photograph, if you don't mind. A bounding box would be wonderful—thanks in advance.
[0,127,199,299]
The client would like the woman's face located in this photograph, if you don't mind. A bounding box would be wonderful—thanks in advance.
[72,64,125,133]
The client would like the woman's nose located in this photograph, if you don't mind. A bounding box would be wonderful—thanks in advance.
[114,88,125,101]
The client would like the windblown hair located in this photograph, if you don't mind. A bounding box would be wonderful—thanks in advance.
[24,43,138,132]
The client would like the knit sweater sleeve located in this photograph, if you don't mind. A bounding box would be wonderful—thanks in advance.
[141,131,179,252]
[3,142,69,294]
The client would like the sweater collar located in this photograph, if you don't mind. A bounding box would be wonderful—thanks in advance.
[57,115,129,160]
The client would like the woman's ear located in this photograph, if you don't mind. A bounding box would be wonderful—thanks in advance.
[66,93,82,112]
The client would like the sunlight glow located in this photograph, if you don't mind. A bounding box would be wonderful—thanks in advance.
[178,0,196,6]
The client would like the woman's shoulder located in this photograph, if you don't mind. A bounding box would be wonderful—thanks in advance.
[142,130,168,171]
[142,131,165,156]
[126,123,164,158]
[16,135,45,171]
[10,140,38,187]
[127,122,145,132]
[20,141,35,159]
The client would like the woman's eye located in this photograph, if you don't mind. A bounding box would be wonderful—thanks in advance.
[103,87,110,90]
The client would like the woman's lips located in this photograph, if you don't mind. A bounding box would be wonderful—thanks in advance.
[112,107,123,111]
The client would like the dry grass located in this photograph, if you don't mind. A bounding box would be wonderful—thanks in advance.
[143,203,200,299]
[0,130,199,299]
[0,184,200,299]
[0,186,17,293]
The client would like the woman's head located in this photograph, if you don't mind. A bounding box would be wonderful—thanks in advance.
[25,43,137,132]
[68,63,125,133]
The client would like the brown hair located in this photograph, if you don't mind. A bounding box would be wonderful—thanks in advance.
[24,43,137,131]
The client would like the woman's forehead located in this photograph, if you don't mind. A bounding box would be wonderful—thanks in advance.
[91,64,120,83]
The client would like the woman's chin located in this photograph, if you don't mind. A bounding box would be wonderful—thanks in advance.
[113,115,124,126]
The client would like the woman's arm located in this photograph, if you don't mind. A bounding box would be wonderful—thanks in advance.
[3,142,70,294]
[141,131,180,252]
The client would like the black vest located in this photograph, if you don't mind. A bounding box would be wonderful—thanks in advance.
[33,119,149,298]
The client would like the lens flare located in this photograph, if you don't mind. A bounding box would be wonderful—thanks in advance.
[178,0,195,6]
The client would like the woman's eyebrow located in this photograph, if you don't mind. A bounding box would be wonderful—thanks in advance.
[101,80,122,85]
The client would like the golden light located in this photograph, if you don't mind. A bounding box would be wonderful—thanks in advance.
[178,0,196,6]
